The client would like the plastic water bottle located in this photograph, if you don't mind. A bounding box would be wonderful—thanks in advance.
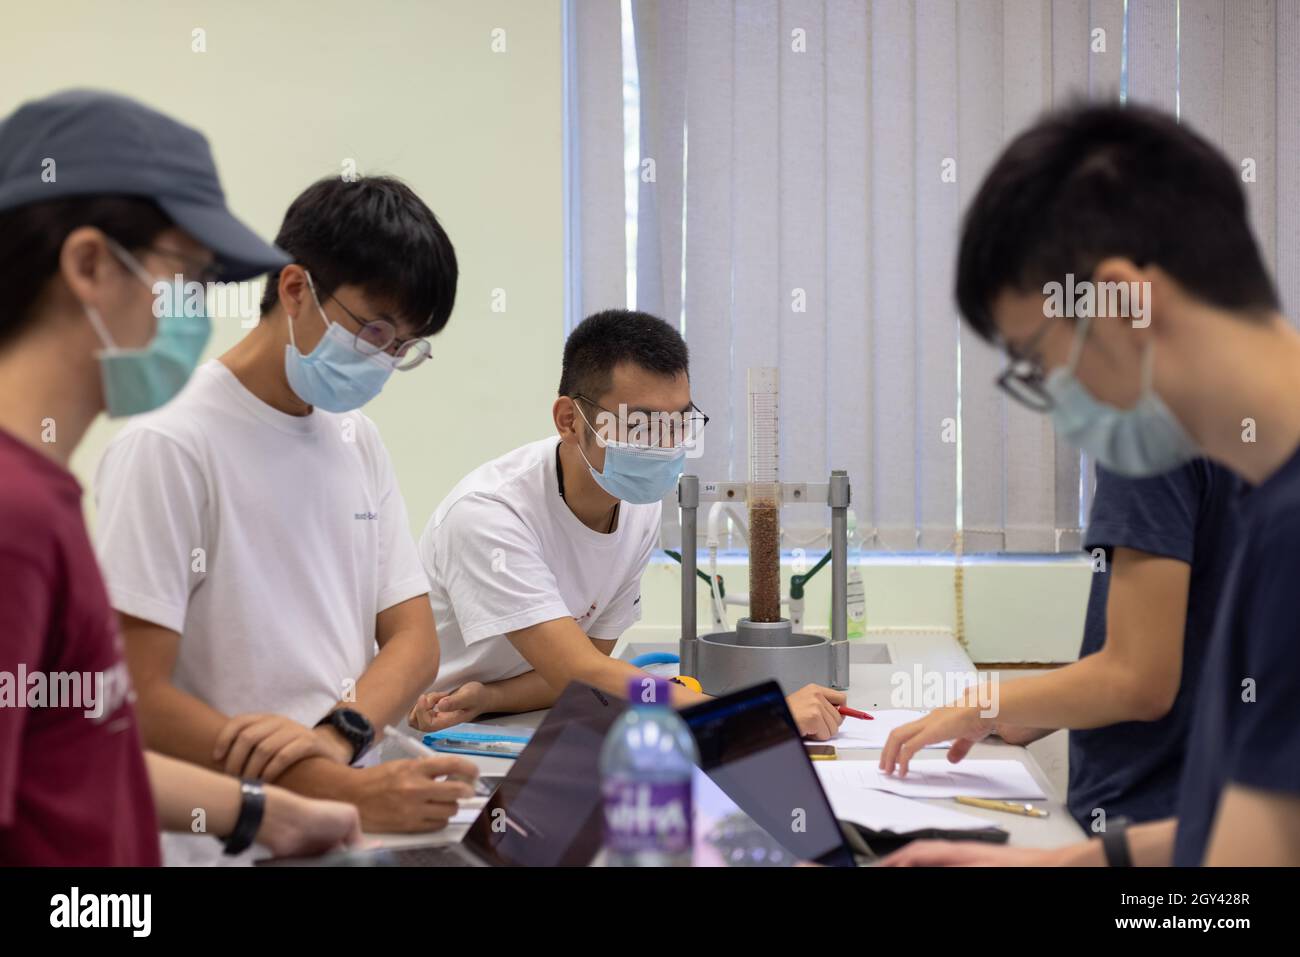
[600,676,699,866]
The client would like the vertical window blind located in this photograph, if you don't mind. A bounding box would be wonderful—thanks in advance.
[565,0,1300,554]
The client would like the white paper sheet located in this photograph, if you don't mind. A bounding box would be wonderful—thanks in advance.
[811,709,953,750]
[815,759,1046,800]
[818,784,994,832]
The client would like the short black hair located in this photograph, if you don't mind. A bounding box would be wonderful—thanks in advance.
[559,309,689,399]
[0,195,173,349]
[259,175,458,337]
[955,102,1279,343]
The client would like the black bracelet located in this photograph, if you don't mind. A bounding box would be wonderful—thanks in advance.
[221,779,266,856]
[1101,820,1133,867]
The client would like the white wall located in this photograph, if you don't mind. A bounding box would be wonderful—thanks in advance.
[0,0,565,542]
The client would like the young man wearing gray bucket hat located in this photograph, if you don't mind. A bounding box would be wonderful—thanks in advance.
[0,88,363,865]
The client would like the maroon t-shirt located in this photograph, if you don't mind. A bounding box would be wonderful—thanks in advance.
[0,429,160,865]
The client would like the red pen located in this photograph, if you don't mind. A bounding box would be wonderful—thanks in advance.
[838,706,873,720]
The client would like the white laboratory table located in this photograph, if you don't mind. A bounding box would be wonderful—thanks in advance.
[365,630,1084,855]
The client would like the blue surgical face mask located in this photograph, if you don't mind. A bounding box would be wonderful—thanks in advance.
[1044,314,1199,477]
[574,404,687,504]
[284,272,398,412]
[85,241,212,418]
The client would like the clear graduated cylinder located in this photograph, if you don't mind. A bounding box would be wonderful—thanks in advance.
[747,368,781,623]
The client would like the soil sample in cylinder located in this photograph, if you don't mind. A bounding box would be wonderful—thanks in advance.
[747,368,782,623]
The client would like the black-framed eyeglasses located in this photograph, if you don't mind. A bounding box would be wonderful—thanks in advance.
[995,312,1060,412]
[328,295,433,371]
[573,393,709,450]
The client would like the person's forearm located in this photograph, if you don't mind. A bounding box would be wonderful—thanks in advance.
[1055,818,1177,866]
[984,654,1166,731]
[137,681,358,801]
[994,723,1055,747]
[145,751,361,855]
[273,755,356,801]
[144,751,242,834]
[339,626,439,730]
[548,653,709,708]
[135,681,243,771]
[481,670,563,714]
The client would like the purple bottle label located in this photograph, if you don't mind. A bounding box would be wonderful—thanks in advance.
[602,777,692,855]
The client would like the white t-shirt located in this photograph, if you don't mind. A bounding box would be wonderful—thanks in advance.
[94,360,428,864]
[421,437,661,693]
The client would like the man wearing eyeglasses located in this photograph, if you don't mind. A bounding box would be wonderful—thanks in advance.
[94,176,477,865]
[882,212,1244,833]
[879,103,1300,867]
[407,309,847,740]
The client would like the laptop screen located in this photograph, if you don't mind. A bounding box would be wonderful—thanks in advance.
[682,681,856,868]
[465,683,620,867]
[464,680,854,867]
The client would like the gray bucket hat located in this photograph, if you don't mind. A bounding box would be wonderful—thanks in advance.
[0,89,288,281]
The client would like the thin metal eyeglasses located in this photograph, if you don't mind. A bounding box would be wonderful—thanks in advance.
[327,294,433,371]
[573,393,709,450]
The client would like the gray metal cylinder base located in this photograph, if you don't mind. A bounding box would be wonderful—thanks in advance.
[689,618,840,697]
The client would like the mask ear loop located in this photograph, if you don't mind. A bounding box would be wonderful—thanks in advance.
[83,303,118,354]
[88,237,166,354]
[572,400,611,449]
[1139,334,1157,395]
[1065,312,1092,373]
[103,236,158,289]
[287,270,328,355]
[570,400,609,476]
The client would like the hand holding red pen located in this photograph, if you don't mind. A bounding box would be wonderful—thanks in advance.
[838,705,874,720]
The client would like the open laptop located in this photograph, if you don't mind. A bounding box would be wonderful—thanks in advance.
[258,679,854,867]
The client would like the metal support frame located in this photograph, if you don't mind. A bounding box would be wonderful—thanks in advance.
[828,470,851,690]
[677,470,852,691]
[678,474,699,676]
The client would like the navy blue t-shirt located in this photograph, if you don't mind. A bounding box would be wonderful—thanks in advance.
[1174,445,1300,865]
[1067,460,1241,830]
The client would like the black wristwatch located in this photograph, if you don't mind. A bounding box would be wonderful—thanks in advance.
[222,779,266,856]
[314,707,375,765]
[1101,819,1133,867]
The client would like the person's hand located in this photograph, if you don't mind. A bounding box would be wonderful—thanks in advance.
[880,839,1067,867]
[785,684,847,740]
[214,713,348,781]
[407,682,494,733]
[879,705,995,776]
[255,787,363,858]
[343,756,479,833]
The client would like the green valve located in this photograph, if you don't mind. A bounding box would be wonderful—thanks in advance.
[663,549,725,597]
[789,549,832,600]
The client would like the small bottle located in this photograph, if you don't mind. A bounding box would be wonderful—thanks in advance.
[843,509,867,639]
[600,676,699,866]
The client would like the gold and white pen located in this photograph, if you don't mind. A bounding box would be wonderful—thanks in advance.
[955,796,1050,818]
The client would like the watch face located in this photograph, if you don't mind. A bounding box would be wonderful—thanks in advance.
[338,709,370,734]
